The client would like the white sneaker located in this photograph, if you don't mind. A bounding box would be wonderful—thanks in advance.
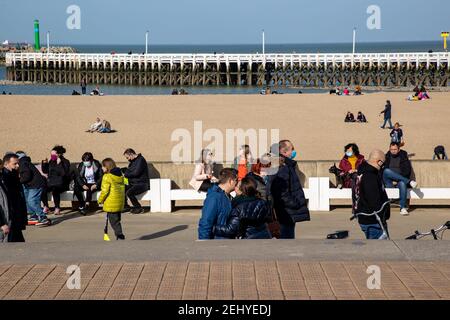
[400,208,409,216]
[409,180,418,189]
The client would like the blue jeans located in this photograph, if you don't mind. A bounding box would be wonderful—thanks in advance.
[383,168,409,209]
[360,223,387,239]
[381,118,393,129]
[23,187,46,221]
[280,223,296,239]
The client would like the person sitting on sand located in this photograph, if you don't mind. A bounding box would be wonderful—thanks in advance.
[90,86,103,96]
[356,111,367,123]
[87,118,103,133]
[345,111,356,123]
[171,89,179,95]
[98,120,112,133]
[433,145,448,160]
[72,90,81,95]
[343,88,350,96]
[354,86,362,96]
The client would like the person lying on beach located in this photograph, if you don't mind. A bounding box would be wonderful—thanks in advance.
[344,112,356,122]
[87,118,103,133]
[72,90,81,95]
[356,111,367,123]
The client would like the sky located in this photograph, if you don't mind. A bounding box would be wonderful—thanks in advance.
[0,0,449,45]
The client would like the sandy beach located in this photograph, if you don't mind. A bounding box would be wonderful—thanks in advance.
[0,92,449,163]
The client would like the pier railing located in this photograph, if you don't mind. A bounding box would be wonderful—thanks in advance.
[6,51,450,66]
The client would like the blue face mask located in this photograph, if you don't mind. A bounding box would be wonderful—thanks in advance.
[290,150,297,160]
[346,151,353,157]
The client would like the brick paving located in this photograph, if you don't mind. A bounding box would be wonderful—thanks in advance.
[0,261,449,300]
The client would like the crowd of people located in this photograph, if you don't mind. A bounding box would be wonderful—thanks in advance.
[330,86,363,96]
[407,85,431,101]
[0,147,150,242]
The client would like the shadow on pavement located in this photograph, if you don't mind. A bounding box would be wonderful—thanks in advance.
[135,225,189,240]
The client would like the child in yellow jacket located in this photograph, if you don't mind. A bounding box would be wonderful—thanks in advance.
[98,158,126,240]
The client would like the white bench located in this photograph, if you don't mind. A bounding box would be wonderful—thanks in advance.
[318,177,450,211]
[48,179,161,212]
[158,178,318,213]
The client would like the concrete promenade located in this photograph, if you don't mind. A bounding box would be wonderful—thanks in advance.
[0,208,449,300]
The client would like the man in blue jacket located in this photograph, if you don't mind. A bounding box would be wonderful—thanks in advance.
[198,168,238,240]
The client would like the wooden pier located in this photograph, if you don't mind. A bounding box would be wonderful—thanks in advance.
[5,52,450,87]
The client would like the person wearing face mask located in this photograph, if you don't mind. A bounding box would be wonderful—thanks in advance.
[190,149,219,193]
[198,168,238,240]
[383,142,418,216]
[74,152,103,215]
[16,151,50,227]
[41,145,72,216]
[338,143,365,188]
[355,149,391,239]
[1,153,28,242]
[268,140,310,239]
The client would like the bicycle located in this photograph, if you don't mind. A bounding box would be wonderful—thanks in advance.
[350,201,391,240]
[405,221,450,240]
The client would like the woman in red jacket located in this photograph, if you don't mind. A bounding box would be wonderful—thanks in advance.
[338,143,365,188]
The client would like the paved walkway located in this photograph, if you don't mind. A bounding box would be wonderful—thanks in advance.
[1,261,449,300]
[1,208,449,300]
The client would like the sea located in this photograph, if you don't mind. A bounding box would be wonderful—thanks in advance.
[0,41,443,95]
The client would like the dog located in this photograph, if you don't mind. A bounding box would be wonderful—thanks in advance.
[329,163,345,189]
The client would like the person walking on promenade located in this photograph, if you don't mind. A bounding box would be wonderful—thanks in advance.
[123,149,149,214]
[198,168,238,240]
[41,146,72,216]
[354,149,391,239]
[1,154,28,242]
[74,152,103,215]
[98,158,126,240]
[380,100,393,129]
[268,140,310,239]
[16,151,50,226]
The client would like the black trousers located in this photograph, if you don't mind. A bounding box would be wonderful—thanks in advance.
[74,183,95,208]
[7,228,25,242]
[107,213,124,239]
[42,186,66,209]
[125,184,149,208]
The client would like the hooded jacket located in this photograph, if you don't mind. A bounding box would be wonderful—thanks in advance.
[124,154,150,187]
[18,156,46,189]
[214,196,272,239]
[385,150,412,178]
[98,167,125,213]
[268,156,310,225]
[198,184,232,240]
[75,160,103,189]
[355,161,391,225]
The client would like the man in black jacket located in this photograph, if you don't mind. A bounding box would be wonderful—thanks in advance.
[383,142,417,216]
[356,149,390,240]
[16,152,50,226]
[269,140,310,239]
[1,153,28,242]
[123,149,150,214]
[0,159,11,242]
